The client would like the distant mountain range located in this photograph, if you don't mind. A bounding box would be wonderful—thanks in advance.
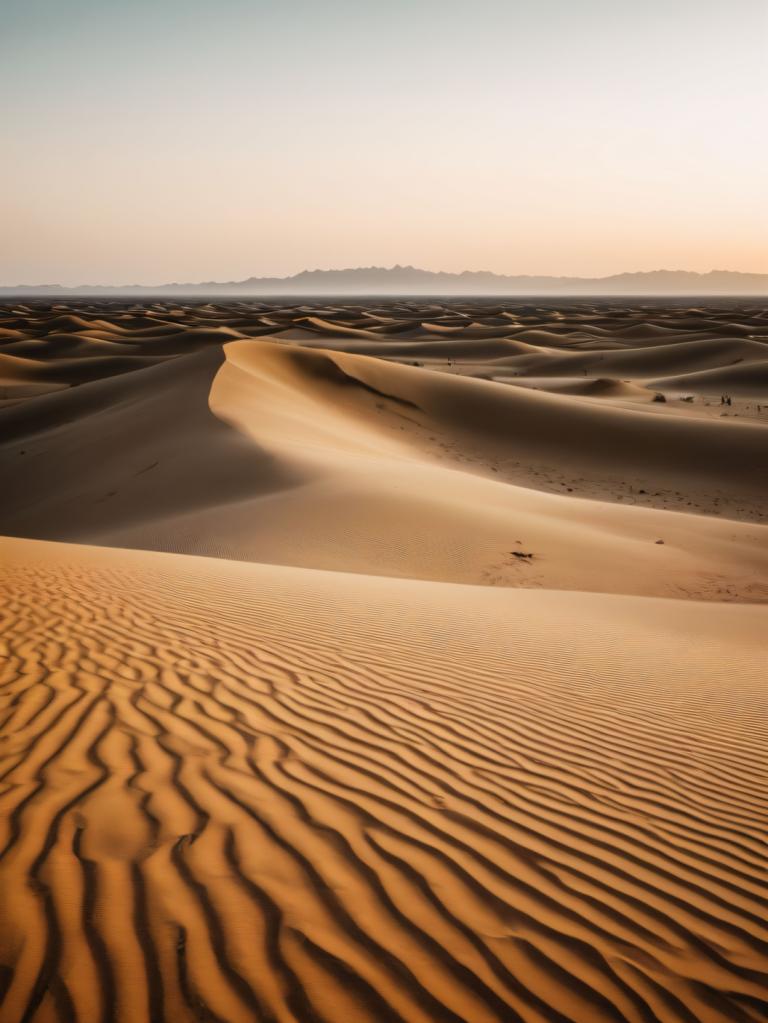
[2,266,767,296]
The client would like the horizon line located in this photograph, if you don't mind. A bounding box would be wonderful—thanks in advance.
[3,265,768,291]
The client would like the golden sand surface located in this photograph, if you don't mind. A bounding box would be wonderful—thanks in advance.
[1,300,767,1021]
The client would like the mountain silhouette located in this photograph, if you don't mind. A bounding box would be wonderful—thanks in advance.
[2,266,766,296]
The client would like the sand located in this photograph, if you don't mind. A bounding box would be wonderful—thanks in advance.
[1,299,767,1022]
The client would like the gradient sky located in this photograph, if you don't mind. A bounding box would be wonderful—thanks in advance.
[2,0,766,284]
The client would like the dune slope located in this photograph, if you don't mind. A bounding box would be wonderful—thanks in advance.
[1,537,767,1023]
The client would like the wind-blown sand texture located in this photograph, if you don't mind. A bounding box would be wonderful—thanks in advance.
[1,299,767,1022]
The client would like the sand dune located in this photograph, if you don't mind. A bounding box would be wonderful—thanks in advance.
[2,334,767,598]
[1,299,767,1022]
[224,339,767,509]
[650,361,768,397]
[0,351,169,392]
[497,376,657,400]
[486,337,768,378]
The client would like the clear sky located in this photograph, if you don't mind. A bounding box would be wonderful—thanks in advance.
[2,0,766,285]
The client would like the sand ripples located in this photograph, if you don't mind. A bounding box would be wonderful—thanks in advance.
[1,544,766,1022]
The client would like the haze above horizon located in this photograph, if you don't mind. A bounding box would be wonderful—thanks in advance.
[3,0,766,286]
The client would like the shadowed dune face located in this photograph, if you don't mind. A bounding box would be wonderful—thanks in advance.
[1,299,768,1023]
[1,539,767,1023]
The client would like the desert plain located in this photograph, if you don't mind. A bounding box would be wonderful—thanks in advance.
[0,298,766,1022]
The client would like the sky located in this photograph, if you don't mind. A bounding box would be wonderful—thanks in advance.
[2,0,766,285]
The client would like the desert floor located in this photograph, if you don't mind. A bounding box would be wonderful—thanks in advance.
[1,298,767,1022]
